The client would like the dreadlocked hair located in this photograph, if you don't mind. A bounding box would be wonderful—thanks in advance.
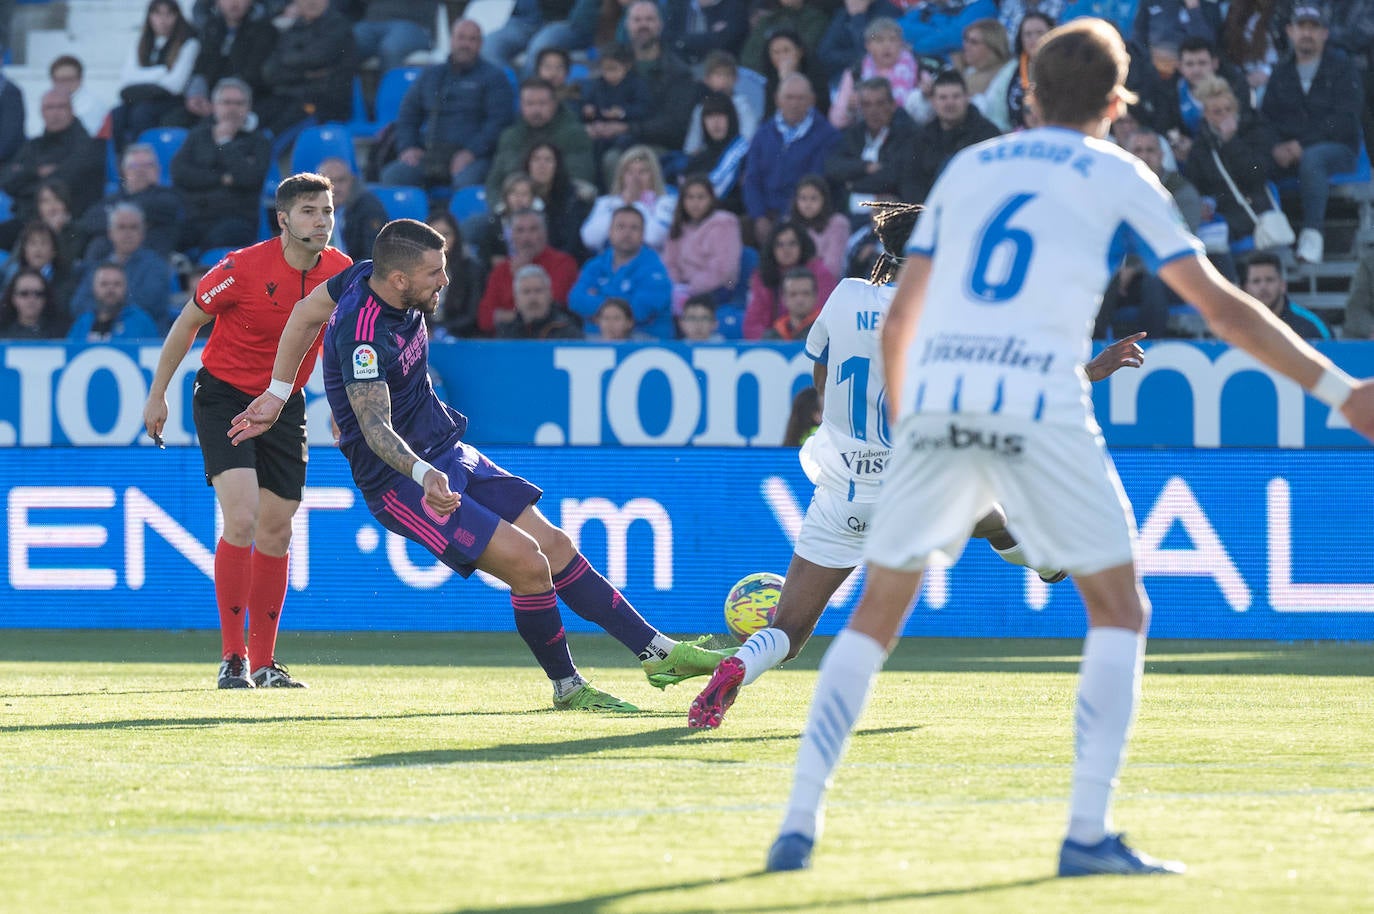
[866,201,922,285]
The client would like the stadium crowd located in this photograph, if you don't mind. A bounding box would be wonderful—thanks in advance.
[0,0,1371,344]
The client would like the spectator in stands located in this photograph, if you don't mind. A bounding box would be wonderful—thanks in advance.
[588,296,646,341]
[170,77,270,250]
[0,90,104,226]
[908,70,1001,203]
[818,0,904,85]
[487,78,596,204]
[1132,0,1221,74]
[479,208,580,335]
[743,221,837,340]
[70,205,173,326]
[353,0,437,72]
[496,264,585,340]
[0,55,21,168]
[1,222,76,311]
[381,18,513,192]
[1184,76,1280,247]
[35,180,86,267]
[1240,250,1332,338]
[179,0,278,126]
[762,267,821,341]
[79,143,183,257]
[532,47,581,112]
[472,171,540,264]
[427,209,484,339]
[758,28,830,119]
[47,56,109,138]
[111,0,201,152]
[661,0,747,65]
[0,270,69,340]
[742,74,841,247]
[663,174,741,312]
[520,1,605,73]
[683,52,759,156]
[379,17,513,191]
[482,0,542,68]
[259,0,356,136]
[569,205,673,337]
[1343,247,1374,338]
[959,18,1014,131]
[580,43,652,170]
[524,141,592,260]
[740,0,829,73]
[620,0,701,155]
[831,17,925,129]
[67,263,160,342]
[581,145,676,253]
[317,156,386,260]
[684,92,750,210]
[790,176,851,280]
[678,293,725,342]
[1261,6,1365,264]
[825,77,918,222]
[899,0,999,62]
[995,0,1064,48]
[1001,12,1052,131]
[1221,0,1279,109]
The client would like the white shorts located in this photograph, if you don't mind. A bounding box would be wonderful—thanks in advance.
[794,485,877,570]
[864,413,1136,576]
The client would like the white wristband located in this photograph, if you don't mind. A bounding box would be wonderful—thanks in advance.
[1311,367,1357,410]
[266,378,293,401]
[410,460,435,486]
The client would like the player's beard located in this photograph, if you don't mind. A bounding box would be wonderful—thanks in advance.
[404,287,441,315]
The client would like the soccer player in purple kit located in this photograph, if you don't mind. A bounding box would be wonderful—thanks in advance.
[229,219,733,710]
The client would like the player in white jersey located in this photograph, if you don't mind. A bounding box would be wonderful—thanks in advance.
[687,204,1146,729]
[765,18,1374,878]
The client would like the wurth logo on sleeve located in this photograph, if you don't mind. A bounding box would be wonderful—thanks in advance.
[199,275,236,305]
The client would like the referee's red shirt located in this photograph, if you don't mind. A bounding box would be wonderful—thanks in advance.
[195,238,353,396]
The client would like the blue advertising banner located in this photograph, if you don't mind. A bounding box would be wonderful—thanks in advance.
[3,446,1372,639]
[1,340,1371,449]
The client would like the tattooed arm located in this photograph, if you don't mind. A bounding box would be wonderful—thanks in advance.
[346,379,460,515]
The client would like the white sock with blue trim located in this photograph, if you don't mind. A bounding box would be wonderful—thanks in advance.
[737,627,791,686]
[778,629,886,840]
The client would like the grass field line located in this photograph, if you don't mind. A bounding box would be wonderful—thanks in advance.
[4,784,1372,845]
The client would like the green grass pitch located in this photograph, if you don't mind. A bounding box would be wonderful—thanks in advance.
[2,630,1372,914]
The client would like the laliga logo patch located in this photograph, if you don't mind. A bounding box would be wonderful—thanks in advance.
[353,345,379,379]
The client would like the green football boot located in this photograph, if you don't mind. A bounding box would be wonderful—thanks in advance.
[642,636,739,690]
[553,682,639,712]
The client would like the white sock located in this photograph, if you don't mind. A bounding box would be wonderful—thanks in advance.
[778,629,887,840]
[738,627,791,686]
[642,633,676,661]
[553,673,586,699]
[993,544,1029,567]
[1066,626,1144,845]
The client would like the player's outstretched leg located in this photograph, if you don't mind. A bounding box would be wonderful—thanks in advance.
[690,557,853,729]
[1057,563,1183,876]
[974,505,1068,583]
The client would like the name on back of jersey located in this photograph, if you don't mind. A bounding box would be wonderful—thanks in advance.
[977,139,1094,177]
[920,332,1055,375]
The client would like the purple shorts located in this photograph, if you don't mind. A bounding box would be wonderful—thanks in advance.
[368,440,542,577]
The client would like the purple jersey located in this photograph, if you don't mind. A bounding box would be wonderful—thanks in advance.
[323,261,469,501]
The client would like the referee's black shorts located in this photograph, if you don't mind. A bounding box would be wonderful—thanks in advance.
[192,367,309,502]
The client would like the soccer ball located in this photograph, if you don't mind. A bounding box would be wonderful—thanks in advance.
[723,572,784,643]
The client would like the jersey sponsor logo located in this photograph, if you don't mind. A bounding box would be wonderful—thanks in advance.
[199,274,236,306]
[909,422,1025,457]
[919,332,1055,375]
[353,345,379,379]
[839,447,889,476]
[846,515,868,533]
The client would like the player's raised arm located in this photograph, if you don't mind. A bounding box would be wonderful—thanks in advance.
[344,379,460,516]
[144,300,215,445]
[880,253,931,421]
[1159,255,1374,440]
[1084,332,1147,382]
[228,281,339,444]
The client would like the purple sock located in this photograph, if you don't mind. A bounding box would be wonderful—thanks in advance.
[551,554,658,657]
[511,590,576,680]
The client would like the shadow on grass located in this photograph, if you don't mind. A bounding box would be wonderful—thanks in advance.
[438,872,1056,914]
[4,631,1372,676]
[0,708,553,734]
[349,724,921,768]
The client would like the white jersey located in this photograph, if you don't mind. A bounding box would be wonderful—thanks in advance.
[903,127,1202,429]
[804,277,895,502]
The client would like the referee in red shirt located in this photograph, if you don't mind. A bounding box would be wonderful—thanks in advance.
[144,173,352,689]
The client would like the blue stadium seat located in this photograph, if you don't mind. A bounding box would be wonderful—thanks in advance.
[370,184,429,222]
[104,139,120,195]
[449,185,488,222]
[290,123,357,175]
[0,189,11,221]
[198,247,235,268]
[348,67,422,138]
[723,246,758,311]
[717,305,745,340]
[136,127,188,186]
[568,61,590,83]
